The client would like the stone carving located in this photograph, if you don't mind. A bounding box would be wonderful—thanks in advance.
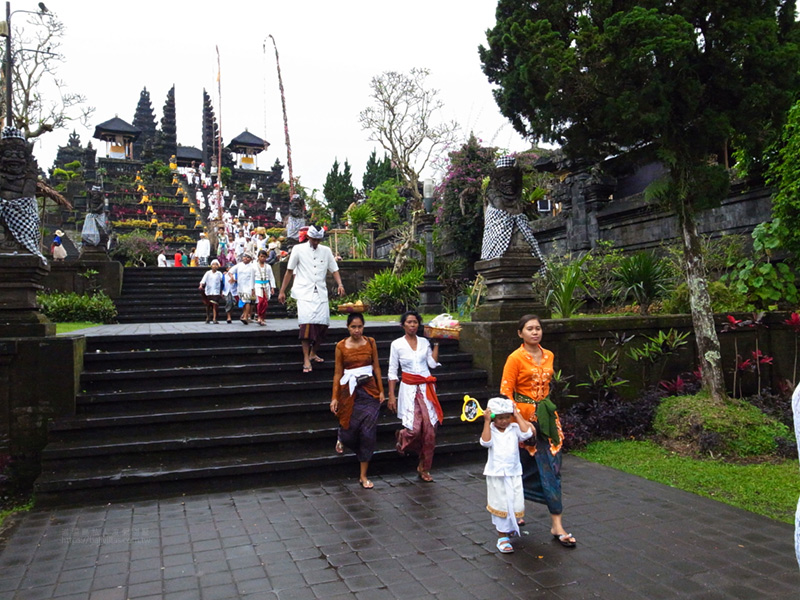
[286,193,306,241]
[0,127,45,262]
[480,156,546,272]
[81,185,111,247]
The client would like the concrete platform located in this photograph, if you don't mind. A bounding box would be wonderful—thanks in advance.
[59,319,352,337]
[1,456,797,599]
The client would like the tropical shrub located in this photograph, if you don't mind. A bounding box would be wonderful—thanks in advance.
[38,291,117,323]
[362,266,424,314]
[721,220,799,310]
[545,254,588,318]
[614,251,672,315]
[662,280,746,314]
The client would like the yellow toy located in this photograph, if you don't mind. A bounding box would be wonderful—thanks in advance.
[460,395,493,422]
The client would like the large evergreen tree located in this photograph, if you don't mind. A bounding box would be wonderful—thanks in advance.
[323,159,355,226]
[480,0,800,400]
[362,150,395,192]
[153,85,177,163]
[132,87,157,160]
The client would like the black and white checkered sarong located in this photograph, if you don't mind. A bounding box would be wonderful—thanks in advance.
[480,204,546,275]
[0,195,46,263]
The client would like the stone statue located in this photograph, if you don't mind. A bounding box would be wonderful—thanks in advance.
[81,185,110,247]
[285,193,306,242]
[480,155,546,273]
[0,127,45,262]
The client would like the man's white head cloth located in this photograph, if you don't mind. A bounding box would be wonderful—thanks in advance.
[307,225,325,240]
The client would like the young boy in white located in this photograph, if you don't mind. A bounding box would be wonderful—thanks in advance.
[480,396,533,554]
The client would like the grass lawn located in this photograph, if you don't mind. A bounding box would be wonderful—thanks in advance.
[55,322,102,334]
[573,440,800,523]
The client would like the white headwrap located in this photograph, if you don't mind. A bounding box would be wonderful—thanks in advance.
[307,225,324,240]
[487,397,514,416]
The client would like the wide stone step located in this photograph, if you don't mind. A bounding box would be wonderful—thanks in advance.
[81,337,423,371]
[76,369,490,414]
[34,427,485,506]
[51,388,490,432]
[37,319,489,506]
[79,354,476,392]
[42,411,478,459]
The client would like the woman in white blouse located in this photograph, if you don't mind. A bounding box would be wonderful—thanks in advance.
[387,311,441,482]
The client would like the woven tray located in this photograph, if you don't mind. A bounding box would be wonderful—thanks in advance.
[424,325,461,340]
[338,304,368,314]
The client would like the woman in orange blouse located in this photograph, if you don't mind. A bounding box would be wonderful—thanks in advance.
[500,314,576,548]
[330,312,385,489]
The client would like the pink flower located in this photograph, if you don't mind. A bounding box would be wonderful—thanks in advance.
[784,312,800,333]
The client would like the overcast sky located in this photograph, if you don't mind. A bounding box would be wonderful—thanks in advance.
[28,0,530,194]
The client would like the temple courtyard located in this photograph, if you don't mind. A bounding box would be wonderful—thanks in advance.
[0,454,796,599]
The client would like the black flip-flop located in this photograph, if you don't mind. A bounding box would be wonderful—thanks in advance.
[553,533,577,548]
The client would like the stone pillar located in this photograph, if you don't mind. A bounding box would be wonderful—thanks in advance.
[0,253,55,337]
[417,214,443,314]
[470,255,549,322]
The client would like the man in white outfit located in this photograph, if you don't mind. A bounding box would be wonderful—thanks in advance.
[195,233,211,267]
[278,225,345,372]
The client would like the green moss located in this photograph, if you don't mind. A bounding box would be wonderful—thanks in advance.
[654,391,790,457]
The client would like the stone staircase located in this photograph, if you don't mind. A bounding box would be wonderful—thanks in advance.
[35,324,491,506]
[115,266,288,323]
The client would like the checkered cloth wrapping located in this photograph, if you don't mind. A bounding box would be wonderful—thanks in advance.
[286,215,305,240]
[480,204,546,275]
[496,155,516,168]
[0,195,46,263]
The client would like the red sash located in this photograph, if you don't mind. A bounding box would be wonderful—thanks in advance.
[401,373,443,424]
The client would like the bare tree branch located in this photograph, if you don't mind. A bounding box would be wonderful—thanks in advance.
[359,68,458,206]
[0,11,94,141]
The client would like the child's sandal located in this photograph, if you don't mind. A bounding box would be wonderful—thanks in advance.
[496,537,514,553]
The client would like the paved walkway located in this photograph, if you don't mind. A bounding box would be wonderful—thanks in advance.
[59,320,353,337]
[1,456,797,600]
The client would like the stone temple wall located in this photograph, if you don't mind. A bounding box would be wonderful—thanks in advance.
[530,183,772,258]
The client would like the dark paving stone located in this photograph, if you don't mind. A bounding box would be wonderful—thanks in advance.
[0,459,797,599]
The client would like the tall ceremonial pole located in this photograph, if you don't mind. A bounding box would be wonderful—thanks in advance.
[267,34,295,200]
[216,45,223,181]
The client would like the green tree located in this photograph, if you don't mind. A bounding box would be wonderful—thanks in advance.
[364,180,404,232]
[480,1,800,401]
[768,100,800,260]
[362,150,395,191]
[323,158,355,226]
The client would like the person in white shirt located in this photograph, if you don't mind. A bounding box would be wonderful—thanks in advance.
[254,249,276,326]
[195,233,211,266]
[222,265,238,324]
[278,225,345,372]
[199,260,224,323]
[157,250,167,268]
[228,253,257,324]
[479,396,533,554]
[387,310,441,482]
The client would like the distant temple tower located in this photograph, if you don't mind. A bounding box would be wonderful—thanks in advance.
[228,131,269,170]
[93,117,140,160]
[54,130,97,178]
[131,88,157,160]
